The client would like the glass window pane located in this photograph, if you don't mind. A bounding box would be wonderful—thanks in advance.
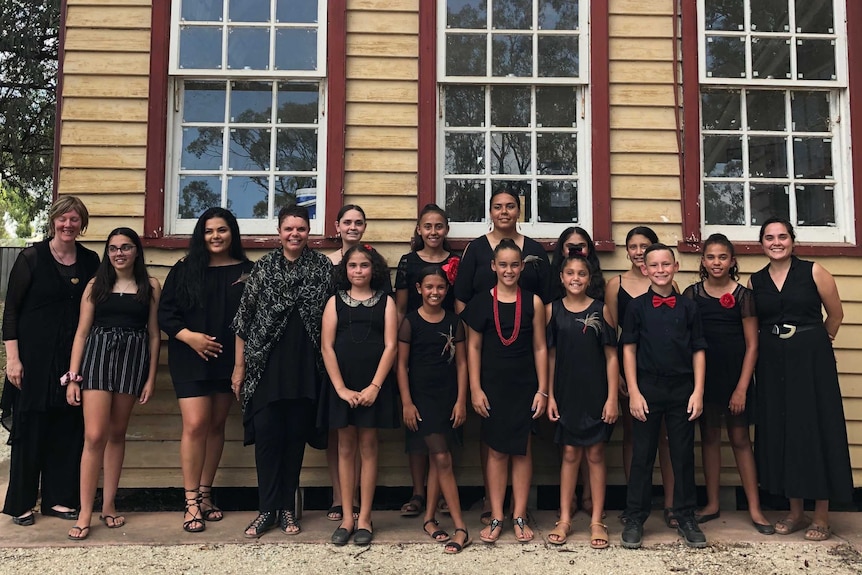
[229,128,271,171]
[445,133,485,174]
[183,81,226,123]
[795,0,833,33]
[538,180,577,222]
[701,89,740,131]
[537,87,577,127]
[182,127,224,170]
[277,0,318,23]
[747,90,786,131]
[227,175,270,218]
[179,26,222,69]
[491,86,530,127]
[538,36,579,77]
[793,137,832,178]
[277,83,319,124]
[181,0,222,22]
[492,34,532,77]
[178,176,222,219]
[704,182,745,225]
[751,37,790,79]
[791,91,830,132]
[704,0,744,31]
[750,0,789,32]
[493,180,531,220]
[446,34,487,76]
[797,40,836,80]
[277,176,318,218]
[276,128,318,171]
[275,28,317,70]
[227,27,270,70]
[491,133,531,174]
[703,135,743,177]
[705,36,745,78]
[445,86,485,127]
[538,0,578,30]
[749,183,789,225]
[537,133,577,175]
[229,0,270,22]
[796,184,835,226]
[447,0,487,29]
[493,0,531,29]
[230,81,272,123]
[749,136,787,177]
[445,179,485,222]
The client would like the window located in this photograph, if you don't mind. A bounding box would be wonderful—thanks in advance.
[437,0,590,238]
[697,0,851,243]
[166,0,327,235]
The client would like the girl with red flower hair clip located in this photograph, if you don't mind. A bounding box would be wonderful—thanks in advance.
[682,233,772,534]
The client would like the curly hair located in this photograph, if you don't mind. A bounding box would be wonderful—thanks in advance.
[90,227,152,305]
[338,244,391,291]
[551,226,605,300]
[698,233,740,281]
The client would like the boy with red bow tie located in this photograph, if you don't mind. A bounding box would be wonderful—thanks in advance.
[620,243,707,549]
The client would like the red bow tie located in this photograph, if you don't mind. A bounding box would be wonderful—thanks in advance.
[652,295,676,309]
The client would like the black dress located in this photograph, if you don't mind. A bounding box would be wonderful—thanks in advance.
[399,310,464,452]
[159,260,254,398]
[453,235,550,305]
[547,299,616,446]
[328,291,399,429]
[615,278,635,376]
[462,289,538,456]
[394,251,458,313]
[750,257,853,502]
[682,282,755,428]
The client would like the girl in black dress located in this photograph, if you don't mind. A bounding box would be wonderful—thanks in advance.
[546,254,619,549]
[64,228,161,540]
[158,207,252,532]
[396,266,470,553]
[322,245,399,546]
[463,239,548,544]
[682,234,772,534]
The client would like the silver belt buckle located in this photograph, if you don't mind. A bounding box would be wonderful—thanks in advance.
[778,324,796,339]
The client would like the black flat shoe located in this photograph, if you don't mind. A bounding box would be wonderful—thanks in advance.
[695,511,720,524]
[752,521,776,535]
[42,507,79,520]
[354,526,374,546]
[331,525,354,546]
[12,513,35,526]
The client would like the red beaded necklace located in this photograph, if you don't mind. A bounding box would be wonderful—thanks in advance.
[493,285,522,346]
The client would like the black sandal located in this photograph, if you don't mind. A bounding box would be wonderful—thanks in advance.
[444,528,471,554]
[199,484,223,522]
[400,494,425,517]
[183,488,205,533]
[423,518,450,542]
[280,510,301,535]
[244,511,277,539]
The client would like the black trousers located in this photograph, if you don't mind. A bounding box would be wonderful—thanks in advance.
[252,399,312,513]
[3,408,84,517]
[625,377,697,524]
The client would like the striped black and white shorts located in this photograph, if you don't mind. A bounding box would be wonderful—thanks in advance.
[80,326,149,396]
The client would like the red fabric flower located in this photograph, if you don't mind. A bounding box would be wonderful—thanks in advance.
[442,256,460,285]
[363,244,374,252]
[719,292,736,309]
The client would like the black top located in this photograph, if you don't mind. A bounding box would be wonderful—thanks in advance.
[94,293,149,329]
[621,288,707,379]
[453,235,550,305]
[750,256,824,326]
[158,260,254,384]
[394,251,458,313]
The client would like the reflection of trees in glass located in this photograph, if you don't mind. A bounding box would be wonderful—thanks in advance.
[538,0,579,30]
[491,132,531,174]
[445,179,484,222]
[704,0,744,31]
[703,182,744,225]
[447,0,485,29]
[179,179,222,218]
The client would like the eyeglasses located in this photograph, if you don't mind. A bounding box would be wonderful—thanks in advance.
[108,244,136,254]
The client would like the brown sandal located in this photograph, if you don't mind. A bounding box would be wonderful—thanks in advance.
[590,522,609,549]
[804,523,831,541]
[547,520,571,545]
[774,515,810,535]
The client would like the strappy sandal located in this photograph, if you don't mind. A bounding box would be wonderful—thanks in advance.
[663,507,678,529]
[198,484,223,522]
[547,520,571,545]
[423,518,450,542]
[513,516,533,543]
[182,488,205,533]
[590,522,610,549]
[774,515,810,535]
[280,510,301,535]
[326,505,344,521]
[400,494,425,517]
[444,527,471,554]
[67,525,90,541]
[479,518,503,543]
[804,523,831,541]
[243,511,277,539]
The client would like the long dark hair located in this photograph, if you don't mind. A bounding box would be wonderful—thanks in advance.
[698,233,739,281]
[551,226,605,300]
[625,226,659,245]
[416,265,450,287]
[558,253,597,297]
[412,203,453,252]
[90,228,152,305]
[337,244,390,291]
[175,208,247,309]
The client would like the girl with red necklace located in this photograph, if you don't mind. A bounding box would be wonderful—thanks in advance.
[462,239,548,544]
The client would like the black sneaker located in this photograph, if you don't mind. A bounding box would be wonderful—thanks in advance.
[677,517,707,548]
[620,520,643,549]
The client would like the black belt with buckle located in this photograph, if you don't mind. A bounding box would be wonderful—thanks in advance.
[765,323,820,339]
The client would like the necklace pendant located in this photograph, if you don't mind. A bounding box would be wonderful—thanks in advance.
[71,278,80,285]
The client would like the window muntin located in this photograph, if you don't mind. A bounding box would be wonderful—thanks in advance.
[439,0,590,237]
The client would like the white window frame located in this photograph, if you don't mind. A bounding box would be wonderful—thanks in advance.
[165,0,327,235]
[697,0,854,243]
[436,0,592,239]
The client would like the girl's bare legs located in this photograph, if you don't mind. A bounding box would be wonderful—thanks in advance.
[727,425,769,525]
[579,460,593,513]
[356,428,378,532]
[335,427,357,531]
[422,455,445,540]
[586,442,607,524]
[481,447,508,540]
[408,451,428,505]
[198,393,233,519]
[510,439,533,541]
[100,393,137,526]
[698,420,722,517]
[73,390,113,535]
[327,430,342,518]
[559,446,580,526]
[430,448,467,543]
[480,441,491,519]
